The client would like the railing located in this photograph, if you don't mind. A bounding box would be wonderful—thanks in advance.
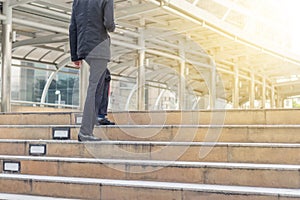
[10,100,79,110]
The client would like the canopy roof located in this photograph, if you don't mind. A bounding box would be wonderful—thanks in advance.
[1,0,300,104]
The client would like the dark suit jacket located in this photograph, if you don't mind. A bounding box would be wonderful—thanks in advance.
[69,0,115,61]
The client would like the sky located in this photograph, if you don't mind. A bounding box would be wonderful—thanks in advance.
[280,0,300,53]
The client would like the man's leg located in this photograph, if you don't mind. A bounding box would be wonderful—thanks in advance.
[96,68,115,125]
[80,58,108,136]
[95,68,108,118]
[101,69,111,116]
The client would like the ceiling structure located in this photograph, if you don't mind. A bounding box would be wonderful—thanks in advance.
[1,0,300,108]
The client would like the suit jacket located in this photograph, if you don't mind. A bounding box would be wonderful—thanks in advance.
[69,0,115,61]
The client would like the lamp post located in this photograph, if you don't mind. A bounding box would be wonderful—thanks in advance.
[55,90,61,108]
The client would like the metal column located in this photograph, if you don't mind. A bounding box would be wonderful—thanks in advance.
[276,95,281,108]
[233,66,239,108]
[79,61,89,111]
[137,28,145,111]
[276,95,285,108]
[262,76,266,108]
[210,67,216,109]
[1,1,13,112]
[249,71,255,108]
[281,98,285,108]
[178,43,186,110]
[271,85,275,108]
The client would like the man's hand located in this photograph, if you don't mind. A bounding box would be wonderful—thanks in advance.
[73,60,83,68]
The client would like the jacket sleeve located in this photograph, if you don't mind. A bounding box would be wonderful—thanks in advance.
[69,0,79,62]
[103,0,116,32]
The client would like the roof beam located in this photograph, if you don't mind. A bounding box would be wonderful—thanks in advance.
[13,33,67,49]
[13,18,68,34]
[275,79,300,87]
[212,0,281,31]
[148,0,300,67]
[18,4,70,21]
[9,0,36,7]
[36,0,71,12]
[116,2,159,19]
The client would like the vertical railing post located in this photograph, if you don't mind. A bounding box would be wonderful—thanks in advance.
[1,0,13,112]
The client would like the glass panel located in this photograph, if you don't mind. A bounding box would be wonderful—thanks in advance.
[11,61,79,108]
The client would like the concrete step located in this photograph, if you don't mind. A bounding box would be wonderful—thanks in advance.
[92,109,300,125]
[1,155,299,189]
[0,193,79,200]
[1,125,300,143]
[0,174,299,199]
[2,109,300,125]
[0,140,299,164]
[0,112,72,125]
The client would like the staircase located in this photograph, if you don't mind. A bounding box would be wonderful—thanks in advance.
[0,109,299,199]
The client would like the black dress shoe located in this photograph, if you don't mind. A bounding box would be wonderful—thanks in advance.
[78,132,102,142]
[97,118,115,125]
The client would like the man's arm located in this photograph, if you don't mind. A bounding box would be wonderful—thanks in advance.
[69,0,79,62]
[103,0,116,32]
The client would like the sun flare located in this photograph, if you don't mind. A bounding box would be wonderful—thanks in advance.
[281,0,300,54]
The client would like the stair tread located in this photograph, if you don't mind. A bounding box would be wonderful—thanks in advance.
[0,139,299,147]
[0,192,79,200]
[1,174,299,197]
[1,155,300,170]
[3,124,300,128]
[0,111,73,114]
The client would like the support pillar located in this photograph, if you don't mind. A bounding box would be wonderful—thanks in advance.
[276,95,281,108]
[178,42,186,110]
[137,28,145,111]
[233,66,239,108]
[280,98,286,108]
[276,95,284,108]
[1,1,12,112]
[249,71,255,109]
[210,67,216,109]
[271,85,275,108]
[79,61,89,111]
[262,76,266,108]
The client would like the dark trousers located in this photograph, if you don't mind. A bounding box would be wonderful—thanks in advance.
[97,68,111,117]
[80,58,111,135]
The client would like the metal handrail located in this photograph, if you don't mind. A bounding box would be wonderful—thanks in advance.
[10,100,79,109]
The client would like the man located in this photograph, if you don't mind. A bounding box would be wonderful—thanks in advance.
[69,0,116,141]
